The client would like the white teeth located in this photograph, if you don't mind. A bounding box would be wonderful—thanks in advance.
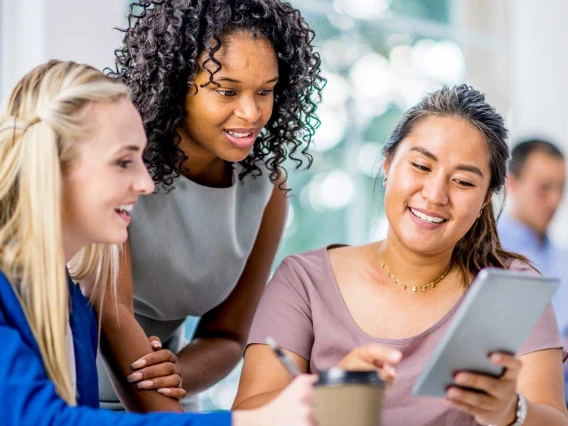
[227,130,252,138]
[410,208,445,224]
[115,204,133,214]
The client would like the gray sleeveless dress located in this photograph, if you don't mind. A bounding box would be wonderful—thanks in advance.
[97,163,274,411]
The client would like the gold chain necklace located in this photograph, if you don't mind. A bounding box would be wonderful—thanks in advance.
[380,251,452,293]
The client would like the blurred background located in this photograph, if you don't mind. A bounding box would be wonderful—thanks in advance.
[2,0,567,411]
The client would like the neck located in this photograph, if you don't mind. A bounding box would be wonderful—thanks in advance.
[62,229,82,264]
[509,209,547,243]
[177,129,232,187]
[380,230,455,288]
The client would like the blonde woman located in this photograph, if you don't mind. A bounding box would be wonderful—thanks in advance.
[0,60,316,426]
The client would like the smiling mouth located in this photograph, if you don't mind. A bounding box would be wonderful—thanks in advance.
[114,204,133,217]
[409,207,447,224]
[225,130,254,138]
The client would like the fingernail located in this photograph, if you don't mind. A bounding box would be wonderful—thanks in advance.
[137,380,153,389]
[131,359,147,369]
[157,388,171,395]
[152,341,161,349]
[127,372,143,383]
[491,353,502,362]
[455,373,468,384]
[447,388,460,398]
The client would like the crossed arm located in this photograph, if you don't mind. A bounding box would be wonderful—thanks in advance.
[94,184,287,412]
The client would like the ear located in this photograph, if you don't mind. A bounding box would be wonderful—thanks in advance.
[478,190,493,218]
[382,157,391,178]
[506,174,517,193]
[484,189,493,207]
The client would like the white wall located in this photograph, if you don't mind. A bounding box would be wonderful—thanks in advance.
[510,0,568,247]
[1,0,127,99]
[0,0,46,99]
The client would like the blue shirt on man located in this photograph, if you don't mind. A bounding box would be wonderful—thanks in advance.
[498,214,568,337]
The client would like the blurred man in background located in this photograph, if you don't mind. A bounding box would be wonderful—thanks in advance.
[498,138,568,382]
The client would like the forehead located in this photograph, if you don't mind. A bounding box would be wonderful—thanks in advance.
[522,150,566,179]
[201,32,277,77]
[401,115,490,167]
[80,99,145,152]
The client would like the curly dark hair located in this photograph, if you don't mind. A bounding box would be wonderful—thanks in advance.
[109,0,325,190]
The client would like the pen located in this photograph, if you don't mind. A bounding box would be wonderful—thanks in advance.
[266,336,301,378]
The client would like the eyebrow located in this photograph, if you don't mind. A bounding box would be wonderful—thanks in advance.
[114,145,142,154]
[214,76,279,84]
[409,146,484,178]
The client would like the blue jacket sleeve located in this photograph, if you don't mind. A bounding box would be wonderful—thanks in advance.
[0,317,231,426]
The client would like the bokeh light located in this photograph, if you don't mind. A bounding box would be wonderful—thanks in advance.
[306,170,355,211]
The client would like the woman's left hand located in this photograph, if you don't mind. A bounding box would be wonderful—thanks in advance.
[445,352,521,426]
[126,336,187,400]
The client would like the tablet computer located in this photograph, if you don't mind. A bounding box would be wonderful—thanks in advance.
[412,268,559,398]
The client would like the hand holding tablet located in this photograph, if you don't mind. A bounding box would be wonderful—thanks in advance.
[412,268,559,398]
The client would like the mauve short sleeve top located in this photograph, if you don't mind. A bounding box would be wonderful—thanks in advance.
[248,246,565,426]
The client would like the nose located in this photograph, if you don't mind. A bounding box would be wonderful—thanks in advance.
[421,174,449,206]
[234,95,262,123]
[133,165,155,195]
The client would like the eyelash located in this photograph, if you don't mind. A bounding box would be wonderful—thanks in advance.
[410,163,475,187]
[411,162,430,172]
[216,89,274,97]
[454,180,475,188]
[117,160,132,169]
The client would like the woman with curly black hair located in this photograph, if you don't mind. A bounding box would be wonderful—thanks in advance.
[90,0,325,414]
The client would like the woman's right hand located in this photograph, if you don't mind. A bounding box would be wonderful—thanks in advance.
[233,375,317,426]
[126,336,187,400]
[336,344,402,383]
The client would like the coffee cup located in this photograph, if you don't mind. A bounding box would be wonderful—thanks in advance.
[314,369,385,426]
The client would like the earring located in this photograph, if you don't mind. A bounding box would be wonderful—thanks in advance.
[383,177,388,186]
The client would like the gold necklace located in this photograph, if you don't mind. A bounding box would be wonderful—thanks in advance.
[380,251,452,293]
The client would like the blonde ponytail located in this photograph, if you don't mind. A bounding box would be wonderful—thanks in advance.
[0,60,128,404]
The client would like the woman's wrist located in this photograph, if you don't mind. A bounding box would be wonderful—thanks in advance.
[502,395,519,426]
[492,393,526,426]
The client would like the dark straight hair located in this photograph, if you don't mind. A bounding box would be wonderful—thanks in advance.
[509,138,565,177]
[381,85,531,285]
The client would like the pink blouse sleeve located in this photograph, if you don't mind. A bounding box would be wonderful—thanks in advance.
[517,303,566,359]
[246,257,314,360]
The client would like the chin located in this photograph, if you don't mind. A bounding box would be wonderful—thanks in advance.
[400,233,445,254]
[222,151,251,163]
[102,229,128,245]
[220,143,256,161]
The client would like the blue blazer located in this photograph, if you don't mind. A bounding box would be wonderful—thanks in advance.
[0,270,230,426]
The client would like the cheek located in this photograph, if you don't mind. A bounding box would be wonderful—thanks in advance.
[61,172,85,218]
[186,95,225,128]
[204,102,231,124]
[454,194,485,227]
[260,98,274,121]
[384,173,418,207]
